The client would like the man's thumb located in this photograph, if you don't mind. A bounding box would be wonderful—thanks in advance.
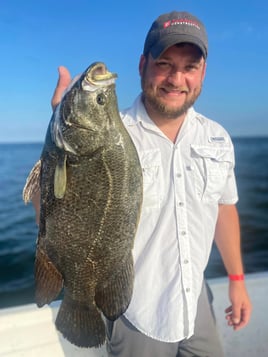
[51,66,72,110]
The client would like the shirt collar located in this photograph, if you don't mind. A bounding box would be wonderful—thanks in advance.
[121,93,200,130]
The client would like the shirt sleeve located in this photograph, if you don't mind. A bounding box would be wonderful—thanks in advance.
[219,138,239,204]
[219,165,239,204]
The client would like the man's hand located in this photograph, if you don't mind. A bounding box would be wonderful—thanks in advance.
[225,280,252,330]
[51,66,72,110]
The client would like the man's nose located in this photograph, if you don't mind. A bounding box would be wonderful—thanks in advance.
[167,70,184,85]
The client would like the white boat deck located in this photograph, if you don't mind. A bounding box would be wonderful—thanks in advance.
[0,272,267,357]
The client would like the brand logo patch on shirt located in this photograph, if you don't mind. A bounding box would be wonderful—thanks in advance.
[209,136,226,143]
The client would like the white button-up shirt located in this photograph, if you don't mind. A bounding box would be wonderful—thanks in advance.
[121,95,238,342]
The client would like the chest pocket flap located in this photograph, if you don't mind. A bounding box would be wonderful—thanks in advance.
[191,145,233,163]
[190,145,234,201]
[139,149,161,209]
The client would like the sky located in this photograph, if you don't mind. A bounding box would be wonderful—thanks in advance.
[0,0,267,142]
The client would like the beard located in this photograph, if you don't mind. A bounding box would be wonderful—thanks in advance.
[141,74,202,120]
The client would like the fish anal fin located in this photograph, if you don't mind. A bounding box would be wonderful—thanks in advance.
[54,154,67,199]
[56,295,106,348]
[35,247,63,307]
[95,256,134,320]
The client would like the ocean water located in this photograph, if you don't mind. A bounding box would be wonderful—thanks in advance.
[0,138,267,308]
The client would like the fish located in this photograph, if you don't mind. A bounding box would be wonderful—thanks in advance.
[23,62,143,348]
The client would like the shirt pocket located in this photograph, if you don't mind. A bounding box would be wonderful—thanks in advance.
[139,149,161,209]
[190,145,233,202]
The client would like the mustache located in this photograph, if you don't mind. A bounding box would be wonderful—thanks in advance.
[163,85,189,93]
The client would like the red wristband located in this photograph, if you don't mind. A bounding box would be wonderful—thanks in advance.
[228,274,244,281]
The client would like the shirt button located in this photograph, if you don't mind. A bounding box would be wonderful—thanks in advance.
[178,202,184,207]
[186,288,190,293]
[181,231,186,236]
[184,259,189,264]
[176,173,182,178]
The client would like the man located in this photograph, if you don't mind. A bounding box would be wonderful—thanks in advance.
[43,10,252,357]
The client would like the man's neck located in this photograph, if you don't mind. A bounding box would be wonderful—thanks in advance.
[144,101,186,143]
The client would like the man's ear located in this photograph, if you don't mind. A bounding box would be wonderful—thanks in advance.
[139,54,146,77]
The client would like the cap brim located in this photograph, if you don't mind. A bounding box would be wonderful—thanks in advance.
[150,33,207,59]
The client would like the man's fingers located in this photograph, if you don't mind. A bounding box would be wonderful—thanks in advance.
[233,306,251,330]
[232,300,246,326]
[51,66,72,110]
[225,304,251,330]
[225,305,232,314]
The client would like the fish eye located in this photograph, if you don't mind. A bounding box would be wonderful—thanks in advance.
[96,93,106,105]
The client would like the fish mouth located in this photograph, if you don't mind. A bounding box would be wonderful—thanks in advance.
[84,62,117,90]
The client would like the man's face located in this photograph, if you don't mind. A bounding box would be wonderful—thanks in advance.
[139,44,206,120]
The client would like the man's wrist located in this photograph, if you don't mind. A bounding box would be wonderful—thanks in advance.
[228,274,245,281]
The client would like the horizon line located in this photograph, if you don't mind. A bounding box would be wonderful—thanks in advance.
[0,135,268,145]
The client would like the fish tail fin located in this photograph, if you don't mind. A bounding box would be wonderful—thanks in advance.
[95,255,134,320]
[35,247,63,307]
[22,159,41,203]
[56,295,106,348]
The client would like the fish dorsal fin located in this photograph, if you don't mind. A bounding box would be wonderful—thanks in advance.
[54,154,67,199]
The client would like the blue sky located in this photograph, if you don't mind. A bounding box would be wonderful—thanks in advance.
[1,0,267,142]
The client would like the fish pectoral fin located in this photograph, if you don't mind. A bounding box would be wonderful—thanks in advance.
[95,255,134,320]
[56,295,106,348]
[22,159,41,204]
[54,154,67,199]
[35,247,63,307]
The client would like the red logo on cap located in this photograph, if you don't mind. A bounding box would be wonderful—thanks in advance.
[163,20,171,28]
[163,18,200,30]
